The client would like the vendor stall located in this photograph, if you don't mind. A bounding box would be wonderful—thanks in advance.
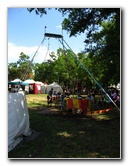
[63,98,91,115]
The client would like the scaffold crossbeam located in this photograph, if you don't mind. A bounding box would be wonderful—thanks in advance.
[44,33,63,39]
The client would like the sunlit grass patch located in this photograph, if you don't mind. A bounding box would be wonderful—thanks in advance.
[26,94,47,108]
[90,110,120,121]
[57,131,73,137]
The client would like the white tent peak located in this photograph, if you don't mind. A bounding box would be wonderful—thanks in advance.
[11,78,22,82]
[23,79,35,84]
[49,82,60,86]
[35,81,45,86]
[46,82,63,93]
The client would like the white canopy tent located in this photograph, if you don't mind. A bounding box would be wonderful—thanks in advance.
[35,81,46,93]
[23,79,35,84]
[46,82,63,94]
[8,91,32,152]
[11,78,22,83]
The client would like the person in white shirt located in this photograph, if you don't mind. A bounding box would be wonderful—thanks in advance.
[111,90,117,101]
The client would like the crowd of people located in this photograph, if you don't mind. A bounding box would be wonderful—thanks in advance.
[87,88,120,109]
[47,86,120,110]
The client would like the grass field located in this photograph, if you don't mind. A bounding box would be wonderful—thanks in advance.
[8,94,121,159]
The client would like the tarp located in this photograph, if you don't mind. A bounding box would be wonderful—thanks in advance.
[8,78,22,85]
[46,82,63,94]
[20,82,29,86]
[8,78,29,86]
[8,91,31,152]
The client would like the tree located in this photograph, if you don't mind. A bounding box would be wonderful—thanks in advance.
[34,48,78,88]
[59,8,120,85]
[8,52,34,81]
[34,61,55,83]
[8,62,18,81]
[17,52,35,80]
[27,8,47,16]
[54,48,78,90]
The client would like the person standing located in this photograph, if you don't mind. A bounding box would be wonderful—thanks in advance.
[47,88,53,105]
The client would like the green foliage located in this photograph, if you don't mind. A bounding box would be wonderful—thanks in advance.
[8,52,34,81]
[62,8,120,85]
[27,8,47,16]
[34,62,55,83]
[8,62,19,81]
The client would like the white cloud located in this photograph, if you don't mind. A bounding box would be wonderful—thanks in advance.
[8,42,52,63]
[56,24,62,29]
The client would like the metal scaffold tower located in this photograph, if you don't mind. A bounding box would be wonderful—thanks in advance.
[18,31,120,111]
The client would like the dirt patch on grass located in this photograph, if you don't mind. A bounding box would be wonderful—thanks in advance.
[28,105,62,115]
[38,108,62,115]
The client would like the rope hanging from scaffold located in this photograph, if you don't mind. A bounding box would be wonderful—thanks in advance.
[17,37,45,92]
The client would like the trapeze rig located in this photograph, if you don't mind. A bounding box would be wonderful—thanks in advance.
[19,31,120,111]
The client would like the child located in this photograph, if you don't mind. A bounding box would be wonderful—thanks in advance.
[47,94,52,105]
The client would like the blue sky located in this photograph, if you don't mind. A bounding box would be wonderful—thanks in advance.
[8,8,86,63]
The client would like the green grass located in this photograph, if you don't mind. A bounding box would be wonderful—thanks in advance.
[8,94,121,159]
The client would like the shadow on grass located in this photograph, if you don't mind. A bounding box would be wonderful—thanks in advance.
[8,106,120,159]
[27,101,47,108]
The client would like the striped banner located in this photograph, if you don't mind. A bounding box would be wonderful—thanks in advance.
[87,108,113,115]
